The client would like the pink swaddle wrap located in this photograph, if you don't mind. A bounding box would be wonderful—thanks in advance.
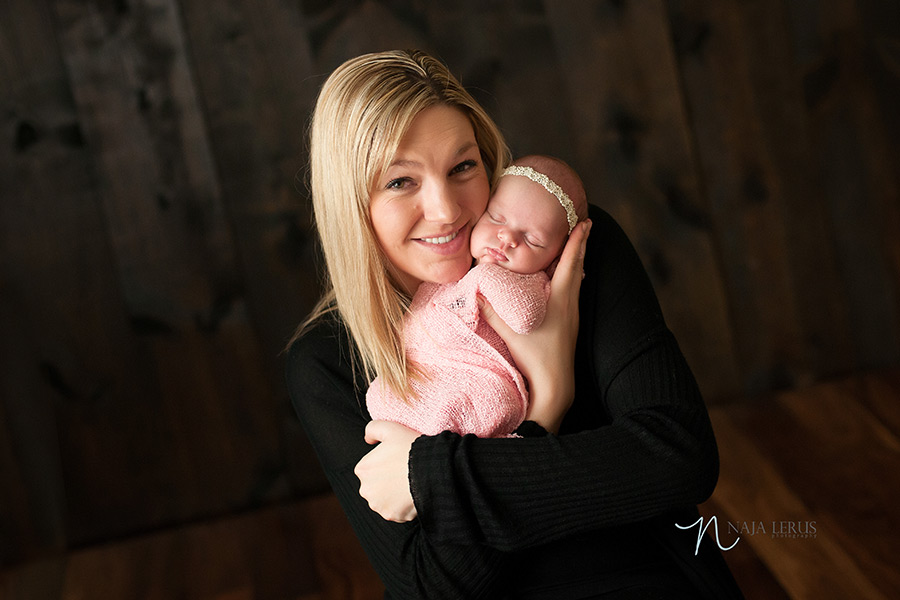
[366,263,550,437]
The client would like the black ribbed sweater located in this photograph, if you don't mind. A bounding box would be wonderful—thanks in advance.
[286,205,743,599]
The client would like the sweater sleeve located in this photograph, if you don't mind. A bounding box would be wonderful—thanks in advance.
[408,205,719,552]
[286,317,507,598]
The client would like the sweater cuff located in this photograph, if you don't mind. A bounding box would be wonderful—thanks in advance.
[409,431,481,544]
[513,420,550,437]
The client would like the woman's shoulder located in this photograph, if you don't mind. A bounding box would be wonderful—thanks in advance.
[286,309,357,378]
[586,203,630,254]
[285,310,369,412]
[583,203,656,290]
[288,307,341,348]
[579,203,668,368]
[285,309,372,472]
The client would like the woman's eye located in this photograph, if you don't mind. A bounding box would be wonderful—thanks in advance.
[451,159,477,174]
[386,177,412,190]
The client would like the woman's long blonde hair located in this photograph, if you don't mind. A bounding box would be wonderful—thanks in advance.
[293,50,510,399]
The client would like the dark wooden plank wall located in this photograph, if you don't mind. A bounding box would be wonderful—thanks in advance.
[1,0,898,568]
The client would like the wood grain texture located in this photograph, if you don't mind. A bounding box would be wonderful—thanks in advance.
[2,0,899,570]
[668,0,838,394]
[1,0,141,559]
[704,370,900,598]
[543,0,741,400]
[178,0,322,356]
[0,496,381,600]
[46,0,285,546]
[177,0,328,496]
[785,0,900,371]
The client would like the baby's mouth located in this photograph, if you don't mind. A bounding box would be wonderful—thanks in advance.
[485,247,508,262]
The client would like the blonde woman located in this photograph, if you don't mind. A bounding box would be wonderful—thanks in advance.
[287,50,743,598]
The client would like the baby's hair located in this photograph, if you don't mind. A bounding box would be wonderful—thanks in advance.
[507,155,588,227]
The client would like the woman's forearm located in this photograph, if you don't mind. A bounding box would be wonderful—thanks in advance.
[410,332,718,552]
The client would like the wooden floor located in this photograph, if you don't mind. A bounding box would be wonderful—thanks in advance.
[0,494,384,600]
[2,368,898,599]
[698,368,900,599]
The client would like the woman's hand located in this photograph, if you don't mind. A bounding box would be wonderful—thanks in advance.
[355,420,422,522]
[480,220,592,433]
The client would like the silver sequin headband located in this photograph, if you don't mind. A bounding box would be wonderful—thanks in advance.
[501,165,578,234]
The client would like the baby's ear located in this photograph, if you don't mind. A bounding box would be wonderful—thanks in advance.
[545,256,560,278]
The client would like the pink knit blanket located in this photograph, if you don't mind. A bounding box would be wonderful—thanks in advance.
[366,263,550,437]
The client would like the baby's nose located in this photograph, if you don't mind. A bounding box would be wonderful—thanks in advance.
[498,229,517,248]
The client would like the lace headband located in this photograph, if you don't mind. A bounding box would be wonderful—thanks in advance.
[501,165,578,234]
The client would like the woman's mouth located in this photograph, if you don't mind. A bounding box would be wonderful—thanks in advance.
[414,225,468,255]
[420,230,459,245]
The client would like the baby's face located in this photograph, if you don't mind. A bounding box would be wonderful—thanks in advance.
[470,175,569,274]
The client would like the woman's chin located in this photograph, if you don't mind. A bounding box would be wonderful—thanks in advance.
[430,259,474,285]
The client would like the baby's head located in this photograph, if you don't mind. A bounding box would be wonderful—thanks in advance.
[471,155,588,274]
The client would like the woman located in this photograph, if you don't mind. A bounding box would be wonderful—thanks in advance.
[287,50,742,598]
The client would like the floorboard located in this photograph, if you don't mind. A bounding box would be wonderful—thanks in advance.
[2,368,898,599]
[701,368,900,599]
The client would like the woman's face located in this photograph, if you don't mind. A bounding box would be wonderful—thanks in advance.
[369,105,490,293]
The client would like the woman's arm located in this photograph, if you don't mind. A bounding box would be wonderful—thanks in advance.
[409,205,719,552]
[286,320,507,597]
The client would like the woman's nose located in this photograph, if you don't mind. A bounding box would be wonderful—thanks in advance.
[422,182,461,223]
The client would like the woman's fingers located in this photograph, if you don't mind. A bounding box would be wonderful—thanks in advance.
[550,220,591,297]
[356,421,421,522]
[364,419,420,445]
[477,294,515,339]
[364,419,388,445]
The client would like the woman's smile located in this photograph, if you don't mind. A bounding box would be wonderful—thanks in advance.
[413,224,468,254]
[419,229,460,245]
